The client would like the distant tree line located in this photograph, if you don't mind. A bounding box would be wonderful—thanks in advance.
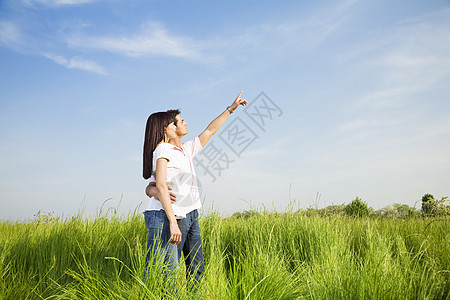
[231,194,449,219]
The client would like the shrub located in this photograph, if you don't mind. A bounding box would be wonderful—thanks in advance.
[33,210,60,224]
[421,194,449,216]
[421,194,435,215]
[345,197,371,217]
[321,204,347,216]
[379,204,417,218]
[231,210,260,219]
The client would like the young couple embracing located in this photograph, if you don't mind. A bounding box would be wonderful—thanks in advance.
[142,91,247,289]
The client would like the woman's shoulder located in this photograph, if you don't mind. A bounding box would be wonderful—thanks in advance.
[154,142,173,151]
[153,142,176,159]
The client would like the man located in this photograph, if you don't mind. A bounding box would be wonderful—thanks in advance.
[145,91,247,284]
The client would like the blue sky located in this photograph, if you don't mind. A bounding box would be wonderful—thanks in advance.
[1,0,449,220]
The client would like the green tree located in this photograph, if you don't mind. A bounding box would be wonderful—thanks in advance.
[421,193,435,215]
[393,203,417,218]
[421,194,449,216]
[345,197,371,217]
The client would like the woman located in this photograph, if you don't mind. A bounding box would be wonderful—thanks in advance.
[144,91,247,285]
[142,111,182,273]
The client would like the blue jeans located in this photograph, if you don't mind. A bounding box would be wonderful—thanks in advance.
[177,209,204,284]
[143,210,178,274]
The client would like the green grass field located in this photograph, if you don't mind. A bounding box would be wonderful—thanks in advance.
[0,211,448,299]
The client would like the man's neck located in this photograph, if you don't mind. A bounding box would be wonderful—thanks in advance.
[169,136,183,148]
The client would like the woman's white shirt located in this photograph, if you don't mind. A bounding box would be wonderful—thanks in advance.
[144,137,203,218]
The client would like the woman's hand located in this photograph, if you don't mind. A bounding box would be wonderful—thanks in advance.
[229,90,248,111]
[169,222,182,244]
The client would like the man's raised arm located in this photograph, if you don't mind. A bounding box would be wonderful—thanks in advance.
[198,91,247,147]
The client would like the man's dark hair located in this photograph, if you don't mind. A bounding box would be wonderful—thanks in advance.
[166,109,181,126]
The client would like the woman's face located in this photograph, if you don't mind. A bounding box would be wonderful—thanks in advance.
[165,122,177,140]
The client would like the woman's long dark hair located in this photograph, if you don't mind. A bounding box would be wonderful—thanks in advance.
[143,112,174,179]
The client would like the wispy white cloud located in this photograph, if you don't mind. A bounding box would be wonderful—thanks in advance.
[67,22,203,60]
[44,53,107,74]
[63,0,360,67]
[317,7,450,202]
[299,0,361,50]
[22,0,98,7]
[0,21,23,49]
[201,0,361,66]
[0,20,106,74]
[353,8,450,111]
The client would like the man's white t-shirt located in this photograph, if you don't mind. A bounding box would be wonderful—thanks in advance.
[144,137,203,218]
